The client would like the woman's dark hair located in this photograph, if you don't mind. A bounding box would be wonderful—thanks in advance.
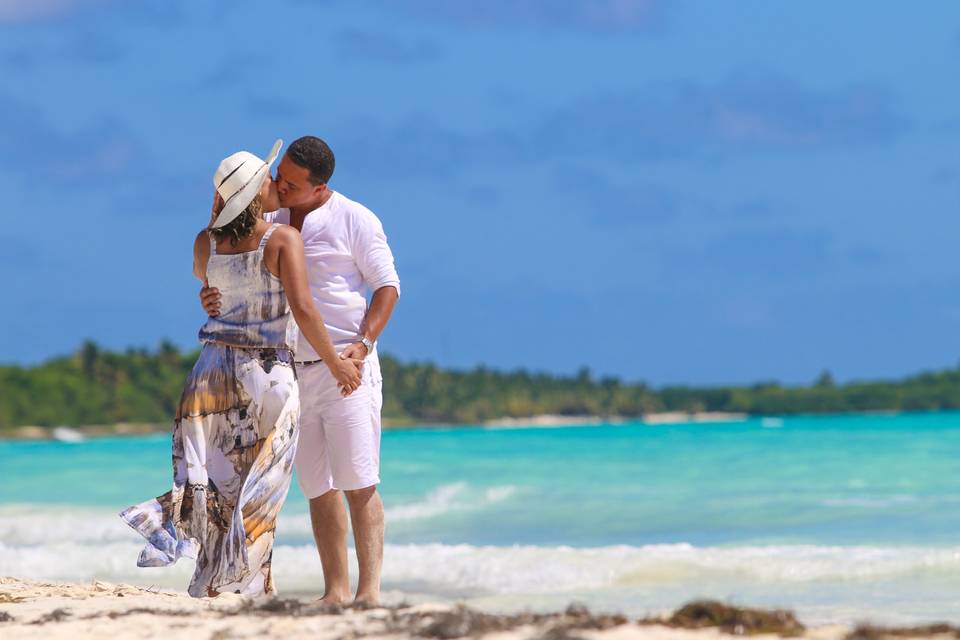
[208,194,262,247]
[287,136,335,185]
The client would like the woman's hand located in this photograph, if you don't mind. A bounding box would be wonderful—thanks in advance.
[329,357,364,396]
[199,281,221,316]
[260,175,280,212]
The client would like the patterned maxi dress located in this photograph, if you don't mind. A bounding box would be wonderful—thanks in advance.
[120,224,300,597]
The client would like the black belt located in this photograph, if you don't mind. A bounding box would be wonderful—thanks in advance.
[295,358,324,367]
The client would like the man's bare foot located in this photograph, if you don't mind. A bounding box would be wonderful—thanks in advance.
[352,593,381,609]
[318,591,350,607]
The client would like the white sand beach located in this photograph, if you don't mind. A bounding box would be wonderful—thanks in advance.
[2,576,938,640]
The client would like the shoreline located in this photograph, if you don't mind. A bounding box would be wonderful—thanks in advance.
[0,412,753,441]
[7,407,949,441]
[1,408,937,441]
[1,576,931,640]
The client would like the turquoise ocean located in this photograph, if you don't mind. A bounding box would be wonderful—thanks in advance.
[2,412,959,624]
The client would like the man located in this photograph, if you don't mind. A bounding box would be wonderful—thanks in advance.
[200,136,400,606]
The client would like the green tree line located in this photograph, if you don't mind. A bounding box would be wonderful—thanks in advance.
[3,341,960,429]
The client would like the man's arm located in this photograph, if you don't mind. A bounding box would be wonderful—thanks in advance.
[342,207,401,360]
[340,285,398,360]
[340,285,400,359]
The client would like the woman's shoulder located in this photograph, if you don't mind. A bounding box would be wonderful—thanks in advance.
[265,223,302,249]
[193,228,211,250]
[192,228,211,280]
[270,223,300,238]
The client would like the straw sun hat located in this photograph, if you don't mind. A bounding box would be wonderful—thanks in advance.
[210,139,282,228]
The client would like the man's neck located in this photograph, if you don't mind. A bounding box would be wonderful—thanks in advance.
[289,188,334,219]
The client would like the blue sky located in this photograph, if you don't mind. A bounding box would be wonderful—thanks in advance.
[1,0,958,385]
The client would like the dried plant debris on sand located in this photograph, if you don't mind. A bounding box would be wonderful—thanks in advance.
[29,608,72,625]
[384,601,630,639]
[8,579,960,640]
[640,600,806,636]
[845,624,960,640]
[236,597,348,617]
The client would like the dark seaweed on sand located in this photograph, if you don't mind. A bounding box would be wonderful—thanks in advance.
[845,623,960,640]
[640,600,806,636]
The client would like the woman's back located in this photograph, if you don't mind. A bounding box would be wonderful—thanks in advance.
[198,223,297,351]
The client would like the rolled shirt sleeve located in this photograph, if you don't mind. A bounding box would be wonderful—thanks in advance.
[352,208,401,297]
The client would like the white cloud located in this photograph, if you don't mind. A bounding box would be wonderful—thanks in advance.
[0,0,82,22]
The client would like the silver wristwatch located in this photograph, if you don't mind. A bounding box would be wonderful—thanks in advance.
[359,336,375,354]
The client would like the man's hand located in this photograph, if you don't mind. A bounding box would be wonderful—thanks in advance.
[340,341,369,363]
[331,357,364,396]
[339,342,367,379]
[200,281,222,317]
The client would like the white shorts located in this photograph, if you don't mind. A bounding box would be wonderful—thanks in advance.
[294,356,383,498]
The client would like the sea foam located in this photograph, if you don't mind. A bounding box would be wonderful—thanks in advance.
[4,505,960,625]
[3,505,958,592]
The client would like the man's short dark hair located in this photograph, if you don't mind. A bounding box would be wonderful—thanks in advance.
[287,136,335,186]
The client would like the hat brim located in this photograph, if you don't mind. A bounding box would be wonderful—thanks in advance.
[210,139,283,229]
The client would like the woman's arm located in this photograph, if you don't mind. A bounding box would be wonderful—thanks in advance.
[193,229,210,282]
[197,191,223,311]
[273,226,363,393]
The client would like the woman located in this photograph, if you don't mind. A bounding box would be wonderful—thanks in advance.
[120,139,362,597]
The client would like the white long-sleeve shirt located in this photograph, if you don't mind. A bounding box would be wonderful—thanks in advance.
[265,191,400,365]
